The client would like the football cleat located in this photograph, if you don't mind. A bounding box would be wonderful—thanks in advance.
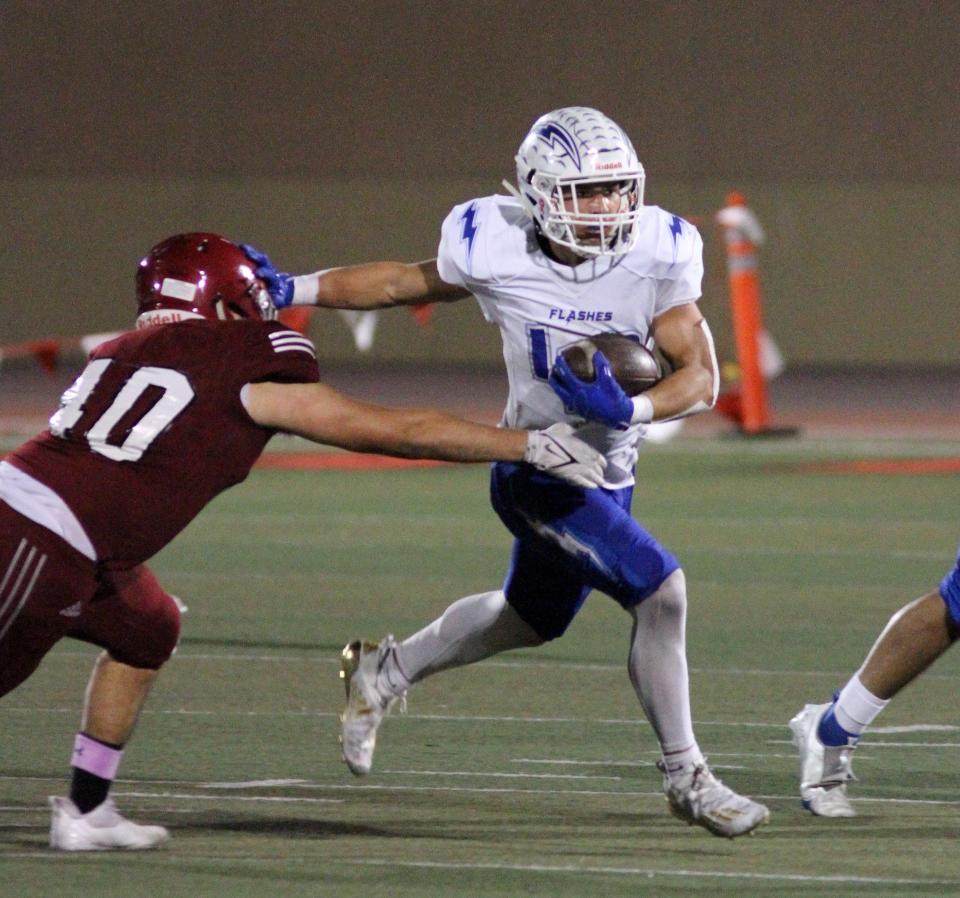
[339,637,404,776]
[659,762,770,838]
[49,796,169,851]
[790,702,857,817]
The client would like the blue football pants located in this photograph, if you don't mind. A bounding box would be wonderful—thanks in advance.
[490,462,680,640]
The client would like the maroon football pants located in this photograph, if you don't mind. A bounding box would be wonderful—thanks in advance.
[0,502,181,698]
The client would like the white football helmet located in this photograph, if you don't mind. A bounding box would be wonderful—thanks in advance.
[511,107,645,257]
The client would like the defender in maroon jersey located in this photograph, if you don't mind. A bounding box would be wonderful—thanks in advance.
[12,319,320,568]
[0,233,605,850]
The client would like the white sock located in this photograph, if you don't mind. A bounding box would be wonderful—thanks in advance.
[834,673,889,735]
[390,590,542,686]
[628,570,704,778]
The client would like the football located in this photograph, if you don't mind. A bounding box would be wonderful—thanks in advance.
[560,334,662,396]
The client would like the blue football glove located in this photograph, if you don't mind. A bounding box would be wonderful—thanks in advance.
[549,351,633,430]
[239,243,294,309]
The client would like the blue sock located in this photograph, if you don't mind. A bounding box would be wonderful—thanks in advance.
[817,704,858,747]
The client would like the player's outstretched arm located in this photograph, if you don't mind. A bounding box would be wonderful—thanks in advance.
[241,245,467,311]
[312,260,470,310]
[245,382,604,487]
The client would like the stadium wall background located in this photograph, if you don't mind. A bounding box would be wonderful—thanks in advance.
[4,1,958,368]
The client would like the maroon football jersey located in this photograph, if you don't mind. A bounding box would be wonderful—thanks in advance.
[9,320,319,569]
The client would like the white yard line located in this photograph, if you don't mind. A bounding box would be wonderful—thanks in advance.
[27,778,960,807]
[3,849,957,887]
[112,791,342,804]
[769,739,960,748]
[200,778,308,788]
[377,769,623,780]
[40,649,960,685]
[511,754,871,764]
[333,858,960,886]
[4,705,960,740]
[332,857,960,888]
[3,774,960,808]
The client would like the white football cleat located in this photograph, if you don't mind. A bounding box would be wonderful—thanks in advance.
[339,637,404,776]
[660,762,770,838]
[49,797,169,851]
[790,702,857,817]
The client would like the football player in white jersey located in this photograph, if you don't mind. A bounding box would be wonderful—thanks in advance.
[260,107,769,837]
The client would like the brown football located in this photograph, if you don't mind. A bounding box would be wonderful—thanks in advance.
[560,334,662,396]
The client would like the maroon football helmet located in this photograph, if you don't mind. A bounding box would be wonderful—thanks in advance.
[135,232,276,327]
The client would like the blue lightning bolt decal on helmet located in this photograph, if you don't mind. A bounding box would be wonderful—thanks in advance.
[534,123,582,172]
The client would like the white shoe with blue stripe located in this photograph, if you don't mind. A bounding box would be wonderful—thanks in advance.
[790,702,857,817]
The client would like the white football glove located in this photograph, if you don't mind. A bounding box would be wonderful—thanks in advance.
[523,423,606,489]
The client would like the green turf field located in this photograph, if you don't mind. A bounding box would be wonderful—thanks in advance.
[3,438,960,896]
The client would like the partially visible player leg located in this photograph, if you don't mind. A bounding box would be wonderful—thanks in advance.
[0,506,85,699]
[51,564,181,850]
[0,511,171,848]
[339,464,592,775]
[50,652,167,851]
[792,569,960,818]
[67,653,159,811]
[608,541,769,836]
[393,589,544,684]
[627,570,698,772]
[339,589,543,775]
[632,573,768,836]
[857,589,957,700]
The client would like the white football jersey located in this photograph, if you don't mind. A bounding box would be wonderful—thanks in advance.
[437,194,703,487]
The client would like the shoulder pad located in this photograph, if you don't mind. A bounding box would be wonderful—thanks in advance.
[438,194,529,287]
[245,320,320,384]
[656,207,702,270]
[262,322,318,362]
[625,206,703,278]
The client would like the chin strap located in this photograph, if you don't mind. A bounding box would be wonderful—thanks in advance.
[500,179,523,202]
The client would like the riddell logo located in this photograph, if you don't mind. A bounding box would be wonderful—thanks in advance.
[596,162,623,170]
[136,309,202,329]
